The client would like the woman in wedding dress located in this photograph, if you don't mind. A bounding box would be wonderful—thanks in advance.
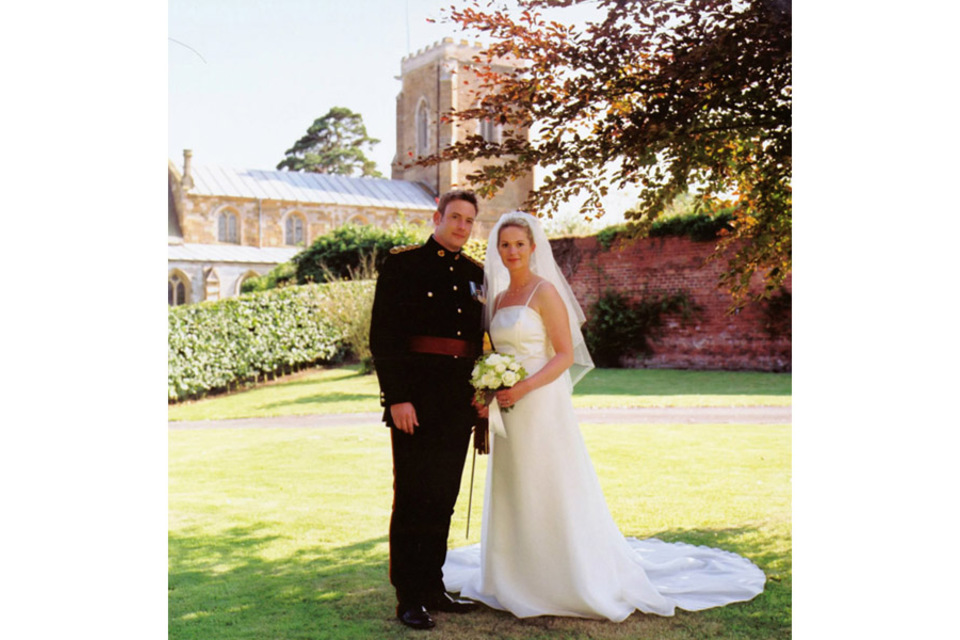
[441,212,766,621]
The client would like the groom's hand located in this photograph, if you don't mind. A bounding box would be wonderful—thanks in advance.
[472,397,489,419]
[390,402,419,434]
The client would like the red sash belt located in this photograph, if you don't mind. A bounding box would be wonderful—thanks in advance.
[408,335,479,359]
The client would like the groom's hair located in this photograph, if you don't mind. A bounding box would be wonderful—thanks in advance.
[437,189,479,217]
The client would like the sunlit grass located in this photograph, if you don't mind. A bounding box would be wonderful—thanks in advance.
[169,422,790,639]
[168,365,792,421]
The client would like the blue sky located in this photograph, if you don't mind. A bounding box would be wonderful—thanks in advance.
[168,0,467,175]
[167,0,633,220]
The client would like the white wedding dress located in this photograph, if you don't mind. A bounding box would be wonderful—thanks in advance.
[442,300,766,621]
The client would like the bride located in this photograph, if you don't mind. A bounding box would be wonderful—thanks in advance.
[442,212,766,621]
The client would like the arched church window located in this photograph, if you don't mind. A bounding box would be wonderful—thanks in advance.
[416,100,430,157]
[480,116,502,144]
[218,209,240,243]
[168,272,189,306]
[285,214,305,246]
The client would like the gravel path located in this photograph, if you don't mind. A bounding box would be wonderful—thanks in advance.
[169,406,791,430]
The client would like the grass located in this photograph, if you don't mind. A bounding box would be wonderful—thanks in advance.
[168,365,792,421]
[169,422,790,639]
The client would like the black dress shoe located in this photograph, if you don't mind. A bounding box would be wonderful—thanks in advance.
[397,605,435,630]
[428,592,479,613]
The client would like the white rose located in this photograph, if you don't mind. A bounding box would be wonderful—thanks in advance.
[495,363,506,373]
[481,372,498,389]
[471,365,481,378]
[501,371,519,387]
[486,354,504,367]
[508,362,520,371]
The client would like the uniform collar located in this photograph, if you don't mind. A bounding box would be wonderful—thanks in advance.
[425,235,462,260]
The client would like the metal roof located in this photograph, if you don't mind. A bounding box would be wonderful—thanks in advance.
[185,164,438,211]
[168,243,302,265]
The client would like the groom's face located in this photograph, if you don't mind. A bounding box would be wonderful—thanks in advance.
[433,199,478,252]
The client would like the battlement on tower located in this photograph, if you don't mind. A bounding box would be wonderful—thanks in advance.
[401,38,482,73]
[400,37,524,75]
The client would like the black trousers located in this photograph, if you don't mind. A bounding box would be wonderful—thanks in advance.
[389,421,472,608]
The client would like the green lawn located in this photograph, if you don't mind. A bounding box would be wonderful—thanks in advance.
[168,365,792,421]
[169,422,791,639]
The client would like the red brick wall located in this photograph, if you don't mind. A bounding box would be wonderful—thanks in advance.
[549,235,791,372]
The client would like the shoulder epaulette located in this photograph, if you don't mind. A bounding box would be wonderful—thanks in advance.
[461,252,484,269]
[390,244,420,255]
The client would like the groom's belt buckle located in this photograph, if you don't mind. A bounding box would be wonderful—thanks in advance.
[408,335,478,359]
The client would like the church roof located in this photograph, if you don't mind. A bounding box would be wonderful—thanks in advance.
[184,164,438,211]
[168,243,302,265]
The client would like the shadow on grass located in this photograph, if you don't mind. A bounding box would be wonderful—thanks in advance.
[260,391,379,410]
[169,525,397,640]
[252,366,372,390]
[169,524,790,640]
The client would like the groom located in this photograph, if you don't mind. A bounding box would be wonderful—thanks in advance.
[369,190,485,630]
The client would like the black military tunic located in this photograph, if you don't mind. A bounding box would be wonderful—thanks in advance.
[369,235,485,609]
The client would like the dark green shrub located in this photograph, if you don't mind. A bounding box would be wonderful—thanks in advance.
[596,224,629,250]
[293,220,426,284]
[240,262,297,293]
[584,291,643,367]
[584,289,701,367]
[649,211,735,241]
[762,287,792,339]
[594,212,734,252]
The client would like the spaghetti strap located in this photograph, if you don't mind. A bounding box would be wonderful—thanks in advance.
[523,280,545,307]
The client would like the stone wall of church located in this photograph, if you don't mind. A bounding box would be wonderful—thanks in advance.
[178,194,432,249]
[169,261,271,305]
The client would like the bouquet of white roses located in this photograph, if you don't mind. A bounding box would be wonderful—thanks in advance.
[470,352,527,412]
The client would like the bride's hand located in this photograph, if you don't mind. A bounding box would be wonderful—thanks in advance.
[496,384,525,409]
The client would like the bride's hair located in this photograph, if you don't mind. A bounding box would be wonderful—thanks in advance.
[485,211,595,387]
[496,214,535,245]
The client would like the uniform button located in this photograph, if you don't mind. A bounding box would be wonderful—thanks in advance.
[457,331,462,336]
[452,285,458,291]
[427,292,433,297]
[449,266,454,271]
[437,249,445,257]
[457,308,462,314]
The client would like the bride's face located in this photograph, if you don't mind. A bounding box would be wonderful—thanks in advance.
[497,225,535,273]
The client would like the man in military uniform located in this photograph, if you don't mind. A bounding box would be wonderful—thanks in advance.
[369,190,486,630]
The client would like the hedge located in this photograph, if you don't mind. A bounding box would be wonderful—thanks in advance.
[168,283,368,402]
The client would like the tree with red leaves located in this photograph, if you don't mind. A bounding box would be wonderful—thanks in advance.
[421,0,791,303]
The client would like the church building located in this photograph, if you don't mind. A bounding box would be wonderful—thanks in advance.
[168,38,533,306]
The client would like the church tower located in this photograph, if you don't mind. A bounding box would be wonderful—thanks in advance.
[392,38,534,232]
